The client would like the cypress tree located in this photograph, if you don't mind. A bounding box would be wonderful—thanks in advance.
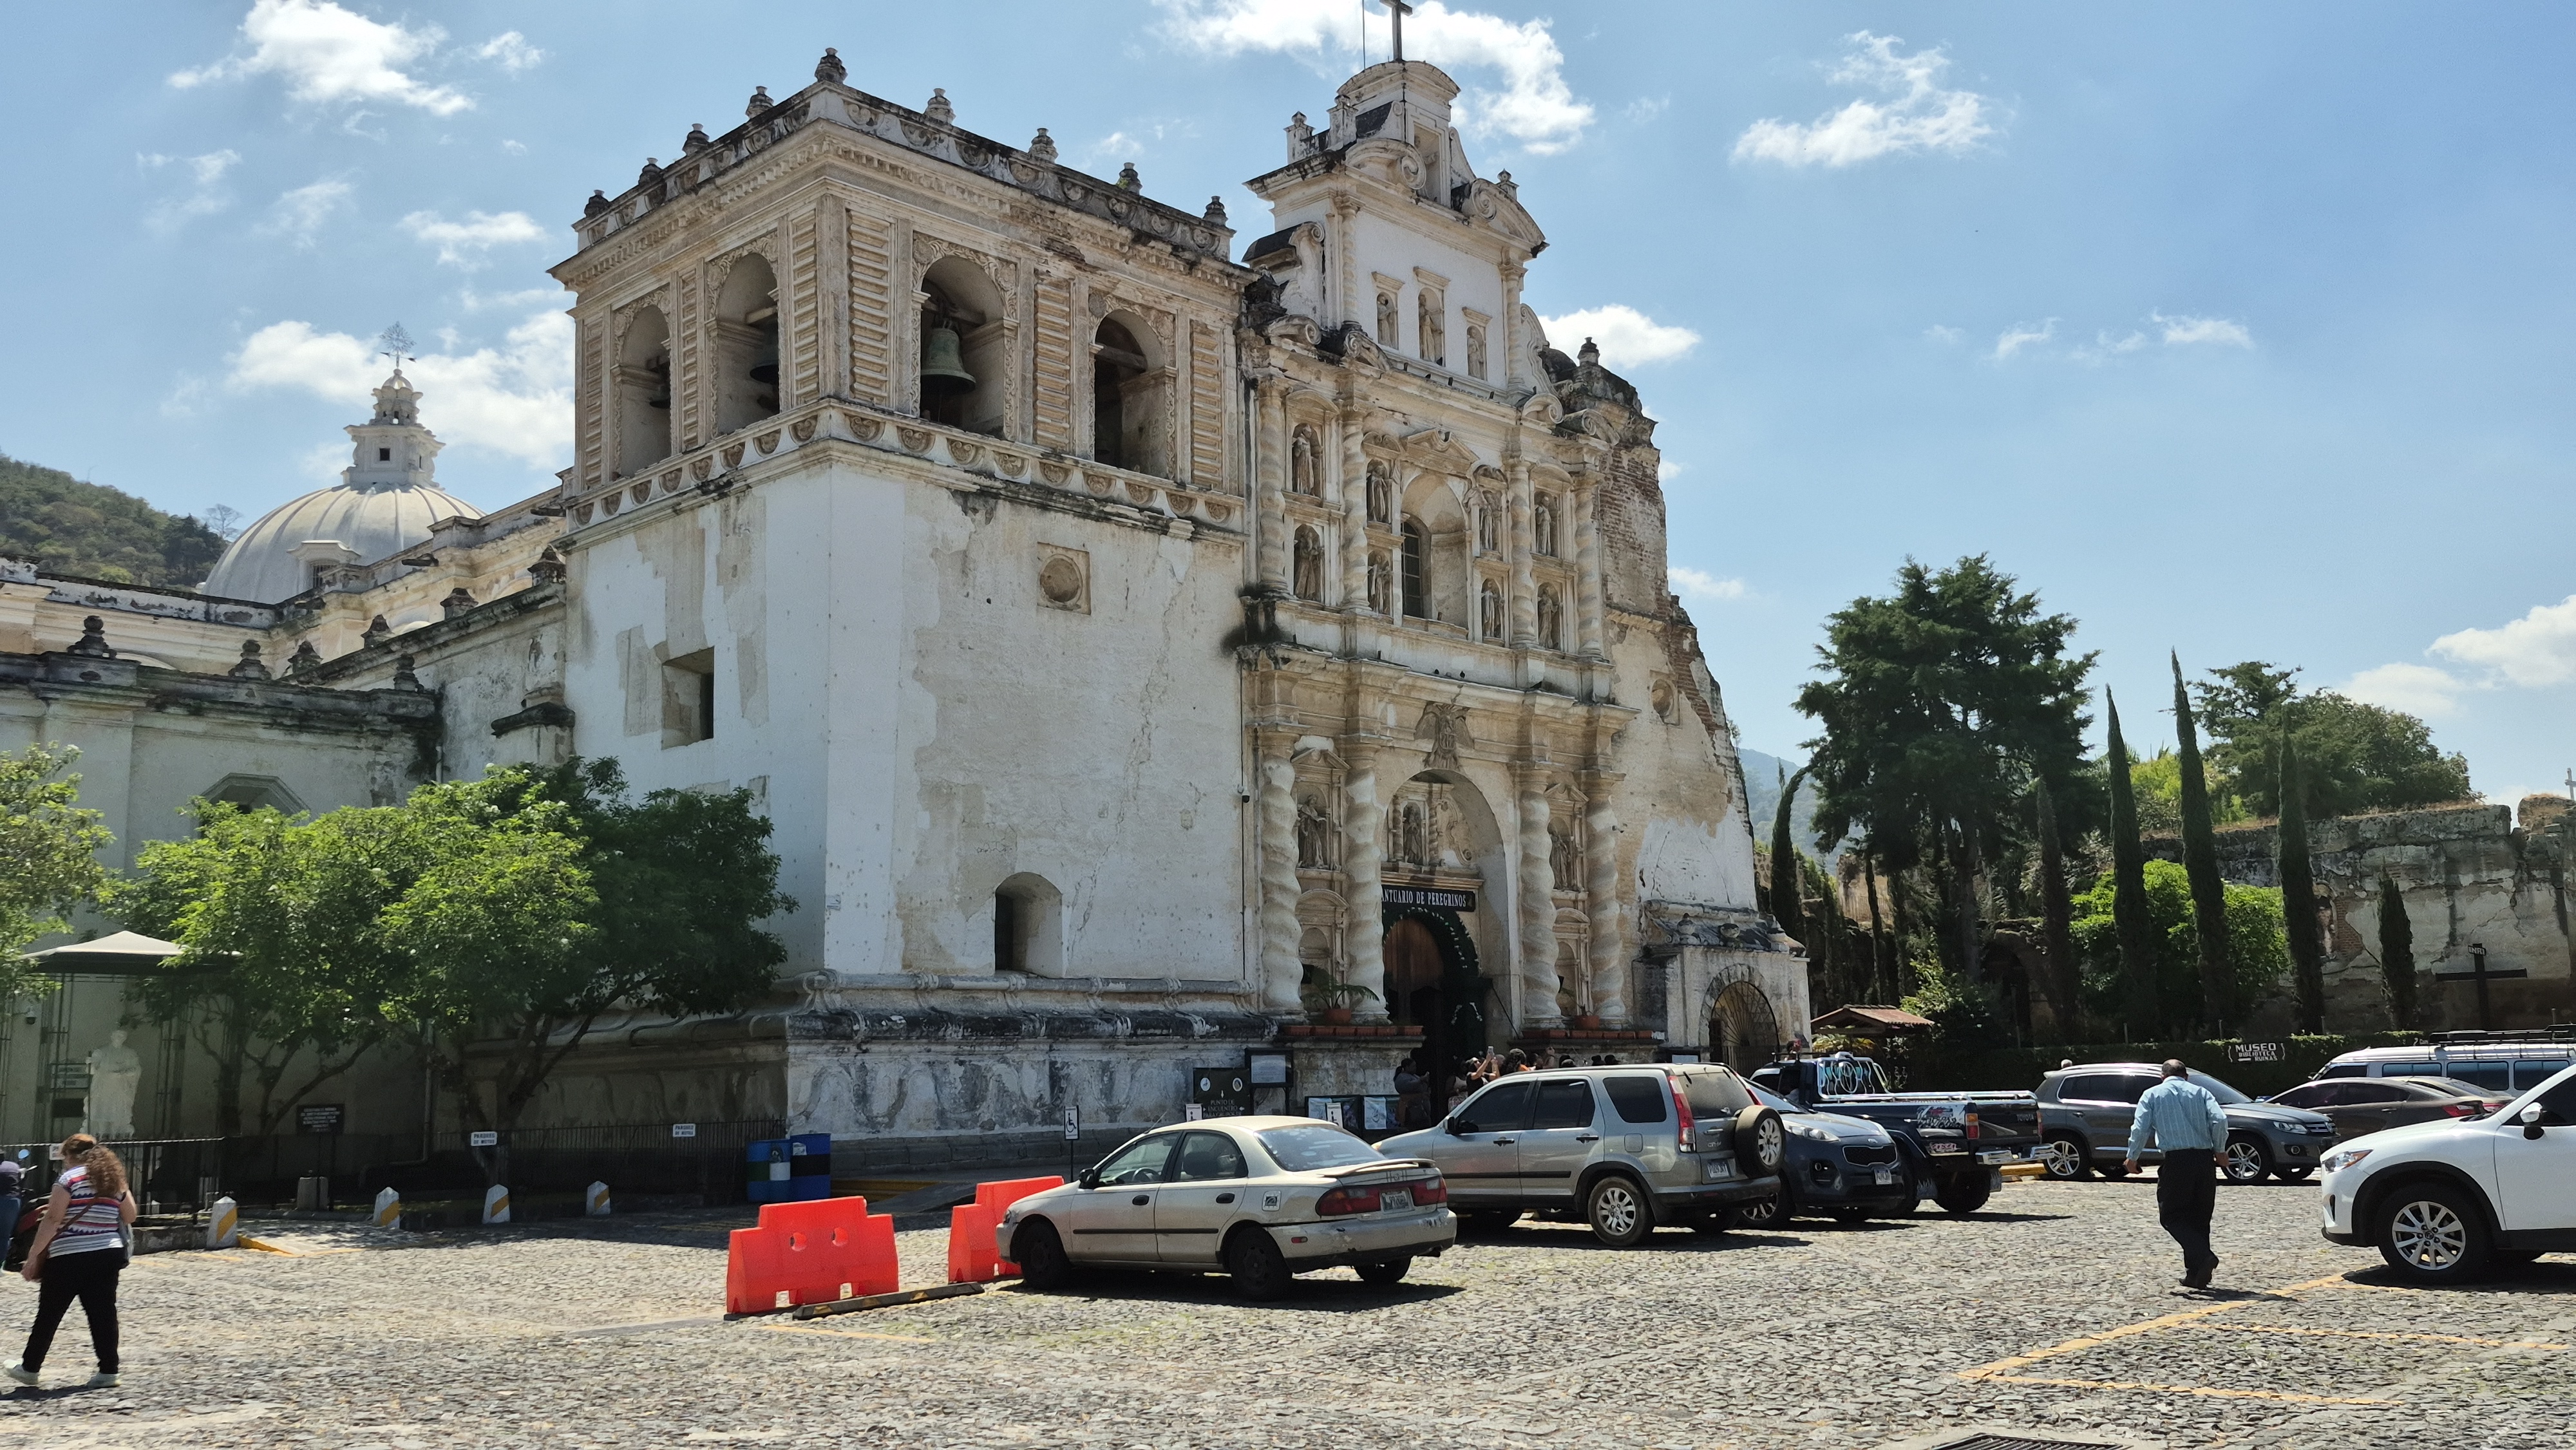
[2280,735,2325,1032]
[1861,845,1889,1002]
[1769,765,1808,945]
[2034,776,2079,1037]
[2106,690,2159,1037]
[2378,871,2416,1029]
[2173,652,2233,1033]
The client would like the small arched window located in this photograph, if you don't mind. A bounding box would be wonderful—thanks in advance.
[1533,493,1558,557]
[1366,463,1392,523]
[994,872,1065,975]
[614,305,672,476]
[1289,425,1320,496]
[1479,580,1504,641]
[1399,521,1429,619]
[1291,525,1324,601]
[1365,551,1391,614]
[1092,314,1168,475]
[1537,584,1563,650]
[713,254,781,437]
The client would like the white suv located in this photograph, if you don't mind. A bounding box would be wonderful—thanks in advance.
[2320,1061,2576,1283]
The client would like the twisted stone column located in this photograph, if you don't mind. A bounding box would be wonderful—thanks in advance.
[1572,482,1605,658]
[1255,730,1304,1012]
[1515,766,1560,1028]
[1253,379,1289,594]
[1583,783,1627,1022]
[1339,407,1370,610]
[1341,740,1387,1019]
[1507,459,1537,647]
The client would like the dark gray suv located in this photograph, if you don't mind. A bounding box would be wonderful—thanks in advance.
[2035,1063,2335,1183]
[1376,1064,1786,1246]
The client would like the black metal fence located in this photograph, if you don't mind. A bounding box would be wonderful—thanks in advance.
[1,1119,784,1211]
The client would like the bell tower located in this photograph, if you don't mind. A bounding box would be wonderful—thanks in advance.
[341,368,444,492]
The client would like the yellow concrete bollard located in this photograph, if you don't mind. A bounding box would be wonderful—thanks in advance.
[205,1195,239,1249]
[585,1181,611,1217]
[373,1186,401,1227]
[482,1183,511,1225]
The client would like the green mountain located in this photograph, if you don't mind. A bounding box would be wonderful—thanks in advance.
[0,452,228,587]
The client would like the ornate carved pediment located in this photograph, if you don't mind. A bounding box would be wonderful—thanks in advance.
[1463,176,1546,252]
[1399,426,1481,474]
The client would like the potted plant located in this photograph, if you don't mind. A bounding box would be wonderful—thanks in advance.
[1313,981,1378,1026]
[1573,1009,1604,1031]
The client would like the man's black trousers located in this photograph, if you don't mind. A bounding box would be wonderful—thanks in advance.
[2155,1147,2217,1271]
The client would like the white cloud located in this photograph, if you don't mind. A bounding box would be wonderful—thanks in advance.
[473,31,542,73]
[1157,0,1595,153]
[402,209,546,267]
[226,306,571,469]
[1733,32,1994,169]
[1990,318,2054,361]
[172,0,470,115]
[2339,662,2467,718]
[1671,567,1748,603]
[261,177,352,246]
[500,138,527,155]
[2156,312,2253,348]
[1923,324,1964,344]
[1539,305,1700,368]
[140,149,242,229]
[2432,595,2576,689]
[1625,95,1670,124]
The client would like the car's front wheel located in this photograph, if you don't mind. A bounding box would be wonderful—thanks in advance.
[1226,1226,1293,1300]
[1933,1172,1992,1215]
[2222,1135,2273,1185]
[2039,1133,2092,1181]
[1355,1257,1410,1285]
[2377,1182,2492,1283]
[1585,1174,1654,1247]
[1013,1220,1072,1291]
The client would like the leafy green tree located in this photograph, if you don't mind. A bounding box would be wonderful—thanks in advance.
[0,744,111,999]
[1768,764,1808,945]
[2278,736,2325,1031]
[1797,556,2095,983]
[2194,661,2472,818]
[2378,872,2416,1029]
[2070,859,2288,1037]
[2103,691,2159,1035]
[2172,653,2232,1033]
[0,452,228,585]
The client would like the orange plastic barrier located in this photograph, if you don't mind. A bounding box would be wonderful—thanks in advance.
[725,1195,899,1313]
[947,1176,1064,1283]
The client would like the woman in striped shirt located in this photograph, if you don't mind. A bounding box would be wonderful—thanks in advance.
[6,1134,138,1389]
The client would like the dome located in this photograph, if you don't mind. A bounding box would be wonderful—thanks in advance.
[200,368,485,602]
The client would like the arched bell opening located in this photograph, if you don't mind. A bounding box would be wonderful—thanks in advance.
[614,305,672,476]
[920,256,1007,435]
[1090,312,1168,475]
[713,255,780,437]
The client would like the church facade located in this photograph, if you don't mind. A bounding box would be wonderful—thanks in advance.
[1,51,1797,1161]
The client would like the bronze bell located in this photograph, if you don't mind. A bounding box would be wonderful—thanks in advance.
[920,325,975,393]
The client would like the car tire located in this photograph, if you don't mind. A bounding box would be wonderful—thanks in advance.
[2098,1159,2132,1178]
[1014,1220,1073,1291]
[2039,1133,2093,1181]
[1734,1106,1786,1175]
[1584,1174,1654,1247]
[2222,1135,2272,1185]
[1689,1209,1734,1236]
[1226,1226,1294,1301]
[1734,1187,1785,1229]
[1460,1210,1521,1238]
[1355,1257,1411,1285]
[1933,1172,1992,1215]
[2273,1166,2313,1183]
[2491,1248,2544,1266]
[2376,1182,2492,1283]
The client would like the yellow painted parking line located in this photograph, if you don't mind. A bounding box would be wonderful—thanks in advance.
[1976,1373,2396,1407]
[1957,1274,2348,1381]
[762,1324,938,1344]
[2216,1323,2571,1351]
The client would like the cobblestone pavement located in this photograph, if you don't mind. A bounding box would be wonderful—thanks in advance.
[0,1175,2568,1449]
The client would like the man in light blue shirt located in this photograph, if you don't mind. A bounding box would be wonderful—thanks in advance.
[2126,1059,2230,1287]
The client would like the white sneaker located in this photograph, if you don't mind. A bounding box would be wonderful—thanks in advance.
[5,1361,36,1388]
[84,1371,118,1388]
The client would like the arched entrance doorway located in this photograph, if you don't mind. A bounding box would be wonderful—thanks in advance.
[1381,908,1486,1088]
[1709,979,1780,1073]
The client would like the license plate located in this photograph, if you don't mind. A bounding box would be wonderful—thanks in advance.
[1379,1189,1412,1212]
[1928,1142,1964,1156]
[1873,1169,1895,1185]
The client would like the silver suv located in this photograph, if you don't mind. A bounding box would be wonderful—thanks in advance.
[1375,1064,1786,1247]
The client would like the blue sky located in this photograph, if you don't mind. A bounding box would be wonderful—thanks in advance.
[5,3,2572,805]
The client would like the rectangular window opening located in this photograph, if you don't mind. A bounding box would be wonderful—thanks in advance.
[661,648,715,747]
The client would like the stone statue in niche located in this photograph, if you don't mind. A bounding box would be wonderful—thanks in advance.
[1291,527,1323,601]
[1466,323,1488,380]
[1289,425,1319,496]
[1376,291,1398,346]
[1296,794,1332,869]
[1550,825,1580,891]
[1537,586,1563,650]
[1393,800,1428,867]
[1533,493,1558,556]
[86,1029,143,1139]
[1479,581,1504,641]
[1417,294,1444,364]
[1366,462,1392,523]
[1475,491,1500,553]
[1366,551,1391,614]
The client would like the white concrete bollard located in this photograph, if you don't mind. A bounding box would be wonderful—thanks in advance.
[585,1181,611,1217]
[205,1195,239,1249]
[482,1183,511,1225]
[373,1186,401,1228]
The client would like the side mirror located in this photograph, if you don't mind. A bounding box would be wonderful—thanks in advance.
[1446,1118,1470,1136]
[2521,1104,2546,1140]
[1078,1167,1102,1189]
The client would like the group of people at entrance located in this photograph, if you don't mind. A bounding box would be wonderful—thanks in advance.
[1,1135,139,1391]
[1392,1047,1632,1129]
